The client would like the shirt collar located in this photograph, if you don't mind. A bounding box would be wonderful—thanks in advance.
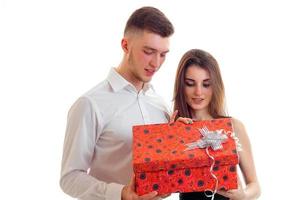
[107,68,153,93]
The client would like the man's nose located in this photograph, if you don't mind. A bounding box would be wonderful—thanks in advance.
[150,54,161,68]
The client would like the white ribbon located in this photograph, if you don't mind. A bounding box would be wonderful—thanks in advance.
[185,127,228,151]
[184,127,228,200]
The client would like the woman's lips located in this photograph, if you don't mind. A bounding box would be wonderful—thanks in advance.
[192,98,204,104]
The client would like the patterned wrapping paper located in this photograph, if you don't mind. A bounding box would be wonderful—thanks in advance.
[132,118,239,195]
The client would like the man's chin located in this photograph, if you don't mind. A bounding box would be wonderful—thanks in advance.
[141,77,152,83]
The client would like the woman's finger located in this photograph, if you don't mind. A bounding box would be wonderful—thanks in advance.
[169,110,178,123]
[177,117,193,124]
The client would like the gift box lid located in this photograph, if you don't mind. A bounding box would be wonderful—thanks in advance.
[133,118,239,173]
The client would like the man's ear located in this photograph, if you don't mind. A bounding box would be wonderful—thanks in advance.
[121,38,129,53]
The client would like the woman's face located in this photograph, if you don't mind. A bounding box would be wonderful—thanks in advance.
[184,65,213,113]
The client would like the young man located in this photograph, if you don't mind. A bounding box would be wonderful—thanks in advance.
[60,7,174,200]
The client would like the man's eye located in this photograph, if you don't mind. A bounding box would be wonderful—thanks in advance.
[160,53,166,58]
[144,50,153,55]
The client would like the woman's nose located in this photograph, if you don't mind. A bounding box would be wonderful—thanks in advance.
[194,85,202,95]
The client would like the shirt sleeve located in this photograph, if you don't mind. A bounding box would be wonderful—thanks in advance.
[60,96,124,200]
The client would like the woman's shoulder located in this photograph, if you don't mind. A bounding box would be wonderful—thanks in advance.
[218,116,245,131]
[230,117,247,136]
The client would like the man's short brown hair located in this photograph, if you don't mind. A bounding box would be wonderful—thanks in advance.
[124,6,174,37]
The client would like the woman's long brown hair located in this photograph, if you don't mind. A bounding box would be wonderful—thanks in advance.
[173,49,227,119]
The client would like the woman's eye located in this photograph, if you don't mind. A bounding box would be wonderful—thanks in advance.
[203,83,210,88]
[185,81,194,87]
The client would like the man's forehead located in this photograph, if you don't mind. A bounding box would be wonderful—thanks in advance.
[141,36,170,52]
[127,30,170,52]
[143,45,169,53]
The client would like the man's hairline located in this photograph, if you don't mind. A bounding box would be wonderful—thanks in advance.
[124,28,172,39]
[124,29,171,53]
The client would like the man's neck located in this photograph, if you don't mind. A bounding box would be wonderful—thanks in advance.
[116,65,144,92]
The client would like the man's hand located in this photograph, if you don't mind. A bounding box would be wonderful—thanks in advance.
[159,193,171,199]
[121,176,161,200]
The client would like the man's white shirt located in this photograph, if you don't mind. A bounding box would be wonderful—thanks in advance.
[60,68,170,200]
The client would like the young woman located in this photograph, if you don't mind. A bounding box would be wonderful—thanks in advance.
[172,49,261,200]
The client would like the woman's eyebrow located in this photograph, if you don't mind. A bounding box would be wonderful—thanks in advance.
[185,78,195,81]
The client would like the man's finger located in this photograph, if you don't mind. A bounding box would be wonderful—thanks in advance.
[139,191,158,200]
[129,175,135,191]
[160,193,171,198]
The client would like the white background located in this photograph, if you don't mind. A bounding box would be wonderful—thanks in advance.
[1,0,299,199]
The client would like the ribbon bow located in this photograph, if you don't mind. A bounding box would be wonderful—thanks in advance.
[185,126,228,151]
[184,126,228,200]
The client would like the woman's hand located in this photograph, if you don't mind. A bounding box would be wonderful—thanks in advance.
[217,178,246,200]
[217,188,246,200]
[169,110,193,124]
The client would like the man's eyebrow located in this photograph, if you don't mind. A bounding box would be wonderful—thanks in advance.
[161,50,170,54]
[143,46,156,51]
[143,46,169,54]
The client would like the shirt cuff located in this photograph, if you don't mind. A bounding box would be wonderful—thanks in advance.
[106,183,124,200]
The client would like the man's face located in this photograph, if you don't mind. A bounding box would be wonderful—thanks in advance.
[124,31,170,86]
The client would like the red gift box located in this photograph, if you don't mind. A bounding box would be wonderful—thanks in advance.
[132,118,239,195]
